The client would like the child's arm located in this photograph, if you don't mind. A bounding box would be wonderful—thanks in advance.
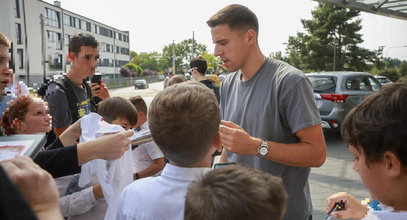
[326,192,369,219]
[59,184,104,217]
[59,120,82,146]
[134,158,165,180]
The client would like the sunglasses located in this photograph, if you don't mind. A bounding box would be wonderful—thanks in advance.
[188,67,198,74]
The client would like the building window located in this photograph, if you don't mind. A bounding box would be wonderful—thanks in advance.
[64,14,71,26]
[79,20,91,32]
[45,8,60,28]
[15,23,22,44]
[74,17,80,28]
[121,47,129,55]
[48,53,63,70]
[13,0,20,18]
[116,46,120,53]
[47,31,62,50]
[17,49,23,69]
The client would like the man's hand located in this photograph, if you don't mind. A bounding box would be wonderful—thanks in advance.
[90,81,109,100]
[1,156,63,220]
[219,120,260,156]
[77,130,134,165]
[326,192,369,219]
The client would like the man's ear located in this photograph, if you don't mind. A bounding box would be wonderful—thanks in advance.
[67,52,75,63]
[383,151,402,177]
[246,29,257,46]
[212,132,222,152]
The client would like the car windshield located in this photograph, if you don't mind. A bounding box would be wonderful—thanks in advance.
[307,76,336,93]
[378,78,391,83]
[136,80,145,83]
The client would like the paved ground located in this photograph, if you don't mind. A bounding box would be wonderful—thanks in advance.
[111,85,370,219]
[310,132,369,219]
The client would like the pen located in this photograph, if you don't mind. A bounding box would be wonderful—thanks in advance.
[325,201,345,220]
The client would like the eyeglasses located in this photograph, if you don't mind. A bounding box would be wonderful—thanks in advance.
[188,67,198,74]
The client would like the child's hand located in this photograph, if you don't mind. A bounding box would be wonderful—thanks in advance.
[326,192,369,219]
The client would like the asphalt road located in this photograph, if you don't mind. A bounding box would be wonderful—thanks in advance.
[109,83,369,219]
[109,81,164,106]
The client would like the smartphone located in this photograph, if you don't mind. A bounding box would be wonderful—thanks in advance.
[91,74,101,84]
[213,162,236,169]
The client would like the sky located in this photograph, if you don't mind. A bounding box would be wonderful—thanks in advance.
[44,0,407,60]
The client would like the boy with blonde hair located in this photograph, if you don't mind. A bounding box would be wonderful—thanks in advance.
[117,81,221,219]
[185,164,287,220]
[326,83,407,219]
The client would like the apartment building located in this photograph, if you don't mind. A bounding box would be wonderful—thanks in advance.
[0,0,130,86]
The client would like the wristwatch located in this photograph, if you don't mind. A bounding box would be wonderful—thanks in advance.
[257,140,269,157]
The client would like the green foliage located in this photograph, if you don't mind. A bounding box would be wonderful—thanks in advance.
[124,63,143,77]
[161,39,207,74]
[381,68,400,82]
[201,51,221,70]
[400,61,407,77]
[285,3,378,72]
[137,52,162,72]
[398,75,407,83]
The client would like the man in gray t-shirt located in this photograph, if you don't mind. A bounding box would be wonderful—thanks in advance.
[208,5,327,220]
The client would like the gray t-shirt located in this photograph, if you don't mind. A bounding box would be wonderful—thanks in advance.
[46,78,94,128]
[221,58,320,220]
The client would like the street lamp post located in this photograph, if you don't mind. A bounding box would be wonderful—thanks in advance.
[172,40,176,74]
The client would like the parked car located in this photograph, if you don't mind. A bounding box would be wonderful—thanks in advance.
[306,72,381,131]
[134,79,149,89]
[374,75,393,85]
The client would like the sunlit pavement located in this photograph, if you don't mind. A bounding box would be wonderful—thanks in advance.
[110,84,369,219]
[310,131,368,219]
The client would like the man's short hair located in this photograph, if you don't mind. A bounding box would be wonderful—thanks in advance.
[207,4,259,35]
[69,33,98,55]
[342,83,407,168]
[168,74,186,87]
[0,33,11,48]
[148,81,220,166]
[185,165,287,220]
[129,95,147,114]
[189,56,207,76]
[98,96,138,127]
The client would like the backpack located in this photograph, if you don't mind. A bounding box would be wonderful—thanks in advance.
[39,76,98,147]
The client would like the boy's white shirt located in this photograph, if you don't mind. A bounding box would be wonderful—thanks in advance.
[131,121,164,174]
[360,205,407,220]
[76,112,133,220]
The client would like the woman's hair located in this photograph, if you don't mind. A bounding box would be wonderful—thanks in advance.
[2,95,35,135]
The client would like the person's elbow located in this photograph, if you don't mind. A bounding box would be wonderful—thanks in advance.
[312,143,327,167]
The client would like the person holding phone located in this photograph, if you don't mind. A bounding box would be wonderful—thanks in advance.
[45,33,110,138]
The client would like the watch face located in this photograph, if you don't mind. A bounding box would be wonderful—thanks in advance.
[259,146,268,156]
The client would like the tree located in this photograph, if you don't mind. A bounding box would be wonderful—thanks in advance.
[120,66,131,77]
[286,3,378,72]
[161,39,207,73]
[381,68,400,82]
[124,63,142,77]
[137,52,162,72]
[400,61,407,77]
[201,51,221,73]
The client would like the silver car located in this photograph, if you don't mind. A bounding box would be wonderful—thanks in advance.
[306,72,381,131]
[134,79,149,89]
[374,75,393,85]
